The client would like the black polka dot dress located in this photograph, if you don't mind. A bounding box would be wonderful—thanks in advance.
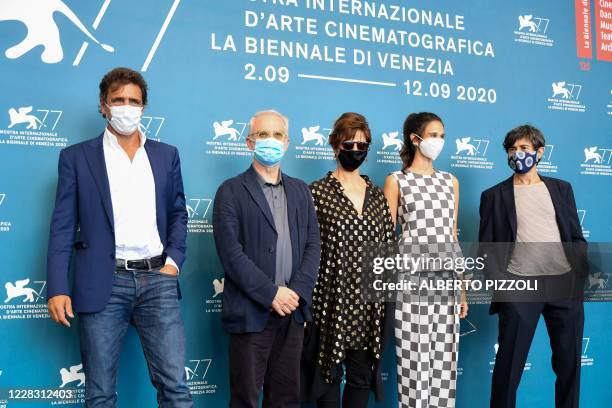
[309,172,395,384]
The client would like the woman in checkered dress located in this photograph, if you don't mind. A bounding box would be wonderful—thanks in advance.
[383,112,468,408]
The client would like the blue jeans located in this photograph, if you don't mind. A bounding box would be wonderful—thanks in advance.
[78,268,193,408]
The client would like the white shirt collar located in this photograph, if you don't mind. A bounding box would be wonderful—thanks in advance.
[103,126,146,150]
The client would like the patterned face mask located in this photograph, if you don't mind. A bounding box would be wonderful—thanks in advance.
[508,150,538,174]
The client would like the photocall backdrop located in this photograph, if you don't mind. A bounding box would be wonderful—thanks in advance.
[0,0,610,406]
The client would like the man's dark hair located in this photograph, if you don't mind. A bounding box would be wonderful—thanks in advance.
[503,124,545,152]
[99,67,148,107]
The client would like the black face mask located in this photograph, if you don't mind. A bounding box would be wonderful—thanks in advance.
[337,149,368,171]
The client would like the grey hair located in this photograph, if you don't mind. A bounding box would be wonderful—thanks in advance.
[248,110,289,131]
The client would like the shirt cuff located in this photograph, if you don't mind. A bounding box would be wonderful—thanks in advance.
[165,256,179,274]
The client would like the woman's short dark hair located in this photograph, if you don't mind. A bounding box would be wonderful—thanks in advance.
[328,112,372,150]
[400,112,444,169]
[503,125,545,152]
[99,67,148,107]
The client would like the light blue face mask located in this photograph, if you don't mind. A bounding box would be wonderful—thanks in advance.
[253,138,285,167]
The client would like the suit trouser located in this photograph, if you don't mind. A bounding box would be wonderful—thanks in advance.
[490,301,584,408]
[229,313,304,408]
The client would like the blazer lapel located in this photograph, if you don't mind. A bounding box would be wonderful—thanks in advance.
[144,140,164,228]
[242,166,277,232]
[83,134,114,230]
[500,176,517,241]
[283,173,299,260]
[540,176,567,238]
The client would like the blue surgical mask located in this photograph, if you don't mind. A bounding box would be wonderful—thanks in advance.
[253,138,285,167]
[508,150,538,174]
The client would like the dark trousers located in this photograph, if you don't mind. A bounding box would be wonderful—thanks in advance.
[491,301,584,408]
[316,350,374,408]
[229,313,304,408]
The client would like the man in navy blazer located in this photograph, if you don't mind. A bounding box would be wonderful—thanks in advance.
[479,125,587,408]
[213,110,320,408]
[46,68,192,407]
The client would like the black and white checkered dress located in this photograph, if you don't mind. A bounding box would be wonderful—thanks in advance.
[392,169,460,408]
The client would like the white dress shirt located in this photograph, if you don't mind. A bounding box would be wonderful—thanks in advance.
[103,128,177,270]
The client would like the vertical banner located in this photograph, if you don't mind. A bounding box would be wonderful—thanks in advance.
[595,0,612,61]
[575,0,593,59]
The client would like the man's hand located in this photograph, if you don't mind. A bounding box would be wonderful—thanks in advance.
[159,264,178,276]
[271,299,289,316]
[272,287,299,316]
[48,295,74,327]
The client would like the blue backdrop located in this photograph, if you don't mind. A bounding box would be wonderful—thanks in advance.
[0,0,610,406]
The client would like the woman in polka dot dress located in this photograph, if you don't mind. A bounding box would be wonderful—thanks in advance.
[302,112,395,408]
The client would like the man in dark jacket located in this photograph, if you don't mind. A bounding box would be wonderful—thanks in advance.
[213,110,320,408]
[479,124,587,408]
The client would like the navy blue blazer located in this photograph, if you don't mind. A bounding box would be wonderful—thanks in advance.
[212,166,321,334]
[478,175,588,313]
[46,133,188,313]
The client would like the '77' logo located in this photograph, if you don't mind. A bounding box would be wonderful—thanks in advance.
[141,116,165,138]
[186,198,212,219]
[184,359,212,381]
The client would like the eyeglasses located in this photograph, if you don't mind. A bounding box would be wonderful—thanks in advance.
[247,130,287,140]
[339,140,370,151]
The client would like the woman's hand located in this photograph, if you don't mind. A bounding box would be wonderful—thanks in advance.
[459,289,468,318]
[459,301,469,318]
